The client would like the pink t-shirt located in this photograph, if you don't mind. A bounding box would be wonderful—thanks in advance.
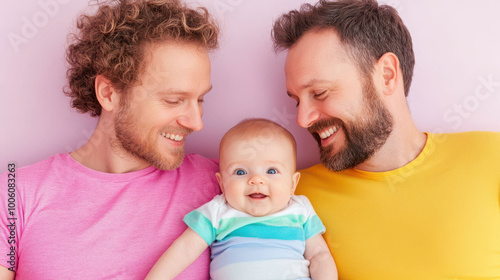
[0,153,220,279]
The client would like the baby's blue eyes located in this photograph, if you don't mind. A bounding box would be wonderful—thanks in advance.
[233,169,278,175]
[267,168,277,174]
[235,169,247,175]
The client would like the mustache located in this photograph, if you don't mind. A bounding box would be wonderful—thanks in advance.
[307,118,344,134]
[307,118,345,146]
[160,127,193,136]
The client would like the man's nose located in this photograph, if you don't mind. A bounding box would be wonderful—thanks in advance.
[296,101,320,128]
[178,101,204,132]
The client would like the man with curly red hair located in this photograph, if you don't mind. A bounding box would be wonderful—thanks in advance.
[0,0,220,279]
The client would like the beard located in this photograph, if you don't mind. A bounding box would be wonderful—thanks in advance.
[308,78,393,172]
[113,98,190,171]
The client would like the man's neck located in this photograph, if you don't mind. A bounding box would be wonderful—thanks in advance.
[354,121,427,173]
[70,118,151,174]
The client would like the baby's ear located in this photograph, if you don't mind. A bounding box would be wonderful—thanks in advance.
[215,172,224,193]
[291,172,301,194]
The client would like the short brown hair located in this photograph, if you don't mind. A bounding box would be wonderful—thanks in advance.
[65,0,220,116]
[272,0,415,96]
[220,118,297,166]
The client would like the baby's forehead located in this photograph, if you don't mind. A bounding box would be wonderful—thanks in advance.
[219,133,296,165]
[221,131,292,151]
[218,120,297,166]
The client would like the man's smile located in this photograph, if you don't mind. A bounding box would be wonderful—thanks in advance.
[318,125,339,140]
[161,132,185,142]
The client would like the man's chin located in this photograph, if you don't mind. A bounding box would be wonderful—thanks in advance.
[320,147,341,172]
[142,146,185,170]
[320,145,358,172]
[151,154,184,170]
[150,142,184,168]
[321,156,352,172]
[311,128,362,171]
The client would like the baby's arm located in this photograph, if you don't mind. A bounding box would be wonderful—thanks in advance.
[304,233,338,280]
[145,227,209,280]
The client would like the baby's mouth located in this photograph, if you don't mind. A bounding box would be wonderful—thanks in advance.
[248,193,268,199]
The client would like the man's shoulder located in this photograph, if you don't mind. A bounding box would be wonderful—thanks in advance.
[2,154,65,178]
[433,131,500,142]
[176,154,220,193]
[298,163,331,178]
[0,154,70,197]
[431,131,500,154]
[296,163,341,190]
[181,154,218,172]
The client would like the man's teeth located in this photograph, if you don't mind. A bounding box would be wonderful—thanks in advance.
[319,126,338,139]
[161,132,184,141]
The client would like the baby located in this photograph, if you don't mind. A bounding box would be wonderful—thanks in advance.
[146,118,337,280]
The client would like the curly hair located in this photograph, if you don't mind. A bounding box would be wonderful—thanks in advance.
[272,0,415,97]
[64,0,220,117]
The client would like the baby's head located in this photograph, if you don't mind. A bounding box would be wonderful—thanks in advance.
[216,118,300,217]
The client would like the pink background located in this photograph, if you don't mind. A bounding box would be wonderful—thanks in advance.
[1,0,500,170]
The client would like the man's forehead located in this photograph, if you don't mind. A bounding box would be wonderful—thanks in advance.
[284,29,353,91]
[286,29,349,68]
[133,42,211,90]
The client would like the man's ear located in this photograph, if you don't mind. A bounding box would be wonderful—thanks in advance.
[95,75,120,112]
[291,171,301,195]
[215,172,224,193]
[376,52,400,96]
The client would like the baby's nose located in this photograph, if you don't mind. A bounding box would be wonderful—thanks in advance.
[248,175,264,185]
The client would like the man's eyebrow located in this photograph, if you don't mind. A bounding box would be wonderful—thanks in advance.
[287,79,331,96]
[202,85,213,95]
[302,79,331,88]
[157,85,213,96]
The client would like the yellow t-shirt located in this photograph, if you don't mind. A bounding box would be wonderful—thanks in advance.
[297,132,500,280]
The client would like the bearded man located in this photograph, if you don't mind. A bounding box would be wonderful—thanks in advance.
[0,0,220,279]
[273,0,500,279]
